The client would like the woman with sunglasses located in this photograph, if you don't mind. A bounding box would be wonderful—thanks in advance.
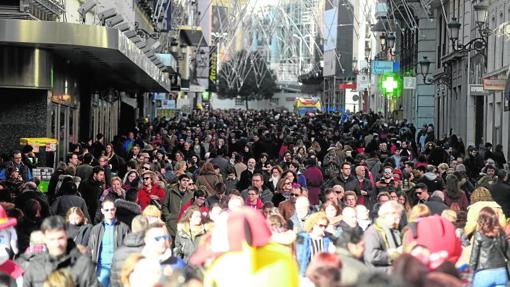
[136,171,166,210]
[271,176,294,207]
[295,212,335,275]
[173,205,211,264]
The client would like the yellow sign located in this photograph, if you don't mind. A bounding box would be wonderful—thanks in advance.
[20,138,58,152]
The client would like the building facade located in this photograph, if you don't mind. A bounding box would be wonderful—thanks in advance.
[0,0,170,162]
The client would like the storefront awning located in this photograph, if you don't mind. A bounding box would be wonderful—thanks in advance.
[0,19,170,92]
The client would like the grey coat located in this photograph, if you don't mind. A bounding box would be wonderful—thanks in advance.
[363,224,392,272]
[87,220,130,264]
[23,240,99,287]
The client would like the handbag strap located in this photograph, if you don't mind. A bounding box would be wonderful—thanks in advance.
[493,235,509,262]
[201,175,216,193]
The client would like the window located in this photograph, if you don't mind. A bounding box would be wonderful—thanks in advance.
[235,98,244,106]
[270,98,279,105]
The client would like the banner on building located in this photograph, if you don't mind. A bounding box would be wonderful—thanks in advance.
[483,79,506,91]
[196,46,210,79]
[160,99,176,109]
[403,77,416,90]
[371,61,394,75]
[357,74,369,91]
[323,8,338,52]
[323,50,336,76]
[209,46,217,92]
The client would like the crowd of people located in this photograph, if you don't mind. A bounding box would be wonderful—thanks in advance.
[0,109,509,287]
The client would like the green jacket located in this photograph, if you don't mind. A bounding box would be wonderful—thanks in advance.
[162,187,194,237]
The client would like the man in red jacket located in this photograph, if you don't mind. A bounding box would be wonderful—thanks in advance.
[137,171,166,210]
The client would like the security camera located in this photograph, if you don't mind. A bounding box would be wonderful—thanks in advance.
[78,0,96,16]
[98,8,117,22]
[105,15,124,27]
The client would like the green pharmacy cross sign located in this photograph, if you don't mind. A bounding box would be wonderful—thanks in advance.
[380,74,402,98]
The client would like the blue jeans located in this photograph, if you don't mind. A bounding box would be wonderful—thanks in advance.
[472,267,508,287]
[97,264,111,287]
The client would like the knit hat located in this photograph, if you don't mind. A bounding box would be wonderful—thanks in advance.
[470,186,494,204]
[0,205,17,230]
[403,215,462,266]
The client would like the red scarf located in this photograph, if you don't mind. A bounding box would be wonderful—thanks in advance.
[246,198,264,210]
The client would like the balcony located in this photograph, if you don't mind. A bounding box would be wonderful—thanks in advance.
[0,0,65,21]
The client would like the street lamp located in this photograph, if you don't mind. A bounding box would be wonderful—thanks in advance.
[473,3,488,25]
[447,15,487,53]
[447,17,461,44]
[419,56,431,79]
[386,33,396,50]
[380,33,387,51]
[418,56,452,88]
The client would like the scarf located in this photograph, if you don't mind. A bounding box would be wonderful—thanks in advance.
[375,218,401,250]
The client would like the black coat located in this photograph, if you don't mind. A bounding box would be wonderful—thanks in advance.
[470,231,509,271]
[16,218,41,254]
[78,179,103,222]
[110,232,145,287]
[76,164,94,183]
[67,223,93,246]
[47,169,66,204]
[424,197,449,215]
[490,181,510,218]
[330,175,361,196]
[22,239,100,287]
[51,194,91,223]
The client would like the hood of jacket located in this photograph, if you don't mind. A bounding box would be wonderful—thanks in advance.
[114,199,142,214]
[123,232,145,248]
[424,172,438,181]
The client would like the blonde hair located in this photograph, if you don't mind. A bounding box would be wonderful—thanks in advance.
[303,212,329,233]
[120,253,145,287]
[441,209,457,223]
[111,176,122,185]
[142,205,162,218]
[65,207,88,225]
[43,270,75,287]
[408,204,431,222]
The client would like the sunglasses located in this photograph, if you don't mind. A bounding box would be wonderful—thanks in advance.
[143,177,151,180]
[290,193,300,197]
[143,167,151,170]
[154,235,169,241]
[415,191,422,195]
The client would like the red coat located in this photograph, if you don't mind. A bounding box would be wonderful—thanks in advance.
[137,185,166,210]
